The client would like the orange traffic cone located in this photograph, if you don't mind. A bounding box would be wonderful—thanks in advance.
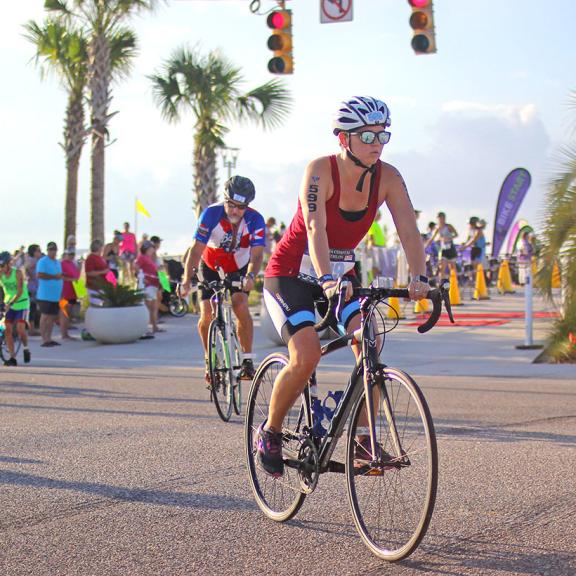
[497,259,514,294]
[552,261,561,289]
[388,295,405,319]
[473,263,490,300]
[414,297,429,314]
[449,268,462,306]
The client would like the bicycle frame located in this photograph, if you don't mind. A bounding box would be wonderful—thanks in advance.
[294,295,403,474]
[209,282,242,376]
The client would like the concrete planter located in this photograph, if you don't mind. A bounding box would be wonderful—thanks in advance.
[85,305,148,344]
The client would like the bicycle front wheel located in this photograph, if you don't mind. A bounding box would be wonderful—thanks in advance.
[346,367,438,561]
[208,320,233,422]
[245,353,308,522]
[231,331,243,415]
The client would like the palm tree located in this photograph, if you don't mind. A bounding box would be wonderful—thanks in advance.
[24,19,89,246]
[45,0,158,242]
[149,47,291,215]
[535,92,576,363]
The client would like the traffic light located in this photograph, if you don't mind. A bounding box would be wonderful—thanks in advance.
[408,0,437,55]
[266,9,293,74]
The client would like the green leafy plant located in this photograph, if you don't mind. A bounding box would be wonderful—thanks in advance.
[93,283,145,308]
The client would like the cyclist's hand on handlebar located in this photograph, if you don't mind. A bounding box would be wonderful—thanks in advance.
[322,278,353,302]
[178,280,192,297]
[408,276,430,301]
[242,275,255,293]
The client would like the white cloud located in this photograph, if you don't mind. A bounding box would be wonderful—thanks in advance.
[441,100,538,125]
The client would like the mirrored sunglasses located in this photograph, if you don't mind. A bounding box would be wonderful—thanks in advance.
[351,130,391,145]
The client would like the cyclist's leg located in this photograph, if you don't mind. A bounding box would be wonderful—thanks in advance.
[267,327,321,431]
[263,276,324,430]
[231,292,252,352]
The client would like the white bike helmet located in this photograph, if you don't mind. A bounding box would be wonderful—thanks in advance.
[332,96,391,135]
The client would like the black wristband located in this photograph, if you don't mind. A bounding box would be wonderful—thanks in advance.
[318,273,335,284]
[413,275,429,283]
[246,272,255,280]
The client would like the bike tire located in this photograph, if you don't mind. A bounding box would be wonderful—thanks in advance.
[169,295,188,318]
[231,331,243,415]
[245,353,308,522]
[345,367,438,561]
[208,320,233,422]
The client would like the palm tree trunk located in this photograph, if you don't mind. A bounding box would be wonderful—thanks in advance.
[63,90,86,246]
[194,144,218,216]
[89,32,111,243]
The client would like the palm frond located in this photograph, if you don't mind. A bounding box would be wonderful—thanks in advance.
[236,78,292,129]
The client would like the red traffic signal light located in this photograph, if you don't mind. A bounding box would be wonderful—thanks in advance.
[408,0,437,55]
[266,9,293,75]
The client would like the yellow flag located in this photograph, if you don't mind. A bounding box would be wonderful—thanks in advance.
[136,199,151,218]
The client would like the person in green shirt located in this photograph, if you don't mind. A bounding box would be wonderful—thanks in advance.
[0,251,31,366]
[365,210,388,280]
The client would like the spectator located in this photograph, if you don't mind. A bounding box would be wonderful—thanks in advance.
[150,235,165,315]
[25,244,42,335]
[462,216,487,266]
[136,241,162,334]
[264,217,278,263]
[85,239,111,306]
[36,241,63,347]
[0,250,31,365]
[103,231,122,280]
[60,249,81,340]
[365,209,388,279]
[119,222,137,284]
[66,234,77,253]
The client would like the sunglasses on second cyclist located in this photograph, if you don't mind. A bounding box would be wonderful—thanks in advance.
[225,200,248,211]
[350,130,391,145]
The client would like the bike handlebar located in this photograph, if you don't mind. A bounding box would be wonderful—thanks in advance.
[314,280,454,334]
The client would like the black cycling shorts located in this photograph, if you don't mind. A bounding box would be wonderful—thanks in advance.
[440,245,457,261]
[199,262,248,301]
[263,275,361,344]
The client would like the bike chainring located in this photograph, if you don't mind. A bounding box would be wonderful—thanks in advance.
[297,438,320,494]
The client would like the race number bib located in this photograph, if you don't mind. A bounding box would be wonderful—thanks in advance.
[298,248,355,283]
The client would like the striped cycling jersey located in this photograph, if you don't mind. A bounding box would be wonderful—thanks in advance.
[195,203,266,273]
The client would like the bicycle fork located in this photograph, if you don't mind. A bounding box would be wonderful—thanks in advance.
[360,311,406,467]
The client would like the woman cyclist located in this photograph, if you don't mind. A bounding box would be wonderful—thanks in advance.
[258,96,429,477]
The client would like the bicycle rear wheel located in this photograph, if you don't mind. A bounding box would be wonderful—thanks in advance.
[208,320,233,422]
[245,353,308,522]
[346,367,438,561]
[169,295,188,317]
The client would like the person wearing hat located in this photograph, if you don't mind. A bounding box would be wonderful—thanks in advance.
[0,250,31,365]
[462,216,487,266]
[136,240,162,334]
[85,239,112,306]
[60,248,81,339]
[36,242,63,347]
[181,175,266,385]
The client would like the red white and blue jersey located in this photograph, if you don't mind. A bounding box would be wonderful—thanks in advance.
[195,203,266,273]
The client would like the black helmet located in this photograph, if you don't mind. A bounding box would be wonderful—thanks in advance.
[224,175,256,206]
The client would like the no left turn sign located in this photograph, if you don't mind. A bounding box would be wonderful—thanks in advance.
[320,0,353,24]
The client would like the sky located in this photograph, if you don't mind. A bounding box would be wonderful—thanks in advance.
[1,0,575,256]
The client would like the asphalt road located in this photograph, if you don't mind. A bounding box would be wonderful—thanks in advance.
[1,292,575,575]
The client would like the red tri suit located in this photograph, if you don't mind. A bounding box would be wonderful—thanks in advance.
[266,155,381,281]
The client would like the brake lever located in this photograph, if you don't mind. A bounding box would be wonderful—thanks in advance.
[440,279,455,324]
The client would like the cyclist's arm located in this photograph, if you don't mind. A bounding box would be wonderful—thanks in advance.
[183,240,206,282]
[384,167,426,278]
[462,229,480,249]
[300,158,333,282]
